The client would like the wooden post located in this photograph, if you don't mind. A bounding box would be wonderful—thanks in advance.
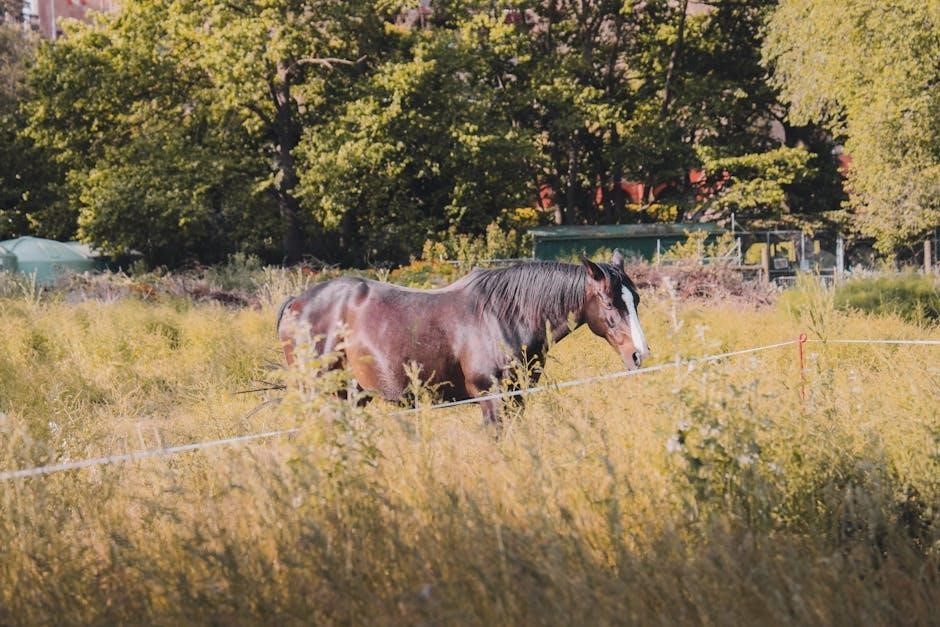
[761,245,770,284]
[926,239,934,274]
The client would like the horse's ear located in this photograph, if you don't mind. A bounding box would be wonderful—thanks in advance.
[611,248,625,269]
[581,256,605,282]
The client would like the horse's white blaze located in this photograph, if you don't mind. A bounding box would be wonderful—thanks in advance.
[622,287,649,358]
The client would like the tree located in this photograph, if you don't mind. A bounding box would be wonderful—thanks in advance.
[23,1,388,265]
[764,0,940,253]
[297,9,537,263]
[685,145,814,227]
[23,3,282,265]
[18,0,853,267]
[0,19,66,241]
[168,0,386,263]
[487,0,817,228]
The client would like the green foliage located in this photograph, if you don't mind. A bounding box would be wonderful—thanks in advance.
[201,253,266,292]
[764,0,940,253]
[14,0,839,268]
[22,3,281,265]
[298,15,536,263]
[690,146,816,226]
[834,274,940,322]
[670,375,933,554]
[4,0,875,267]
[387,253,459,289]
[414,207,541,270]
[663,230,738,262]
[776,274,838,339]
[0,23,65,240]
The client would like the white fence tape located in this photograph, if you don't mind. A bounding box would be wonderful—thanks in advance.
[1,337,937,481]
[388,339,800,415]
[0,428,299,481]
[809,339,940,346]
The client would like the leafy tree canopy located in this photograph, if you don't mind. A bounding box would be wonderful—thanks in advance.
[0,19,65,241]
[764,0,940,253]
[13,0,854,266]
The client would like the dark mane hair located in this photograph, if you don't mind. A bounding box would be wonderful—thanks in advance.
[460,262,586,329]
[457,259,639,331]
[452,262,588,332]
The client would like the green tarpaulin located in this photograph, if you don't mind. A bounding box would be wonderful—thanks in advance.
[0,237,101,285]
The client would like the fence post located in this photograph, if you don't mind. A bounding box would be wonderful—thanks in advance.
[836,234,845,281]
[926,238,934,274]
[799,232,809,272]
[761,245,770,284]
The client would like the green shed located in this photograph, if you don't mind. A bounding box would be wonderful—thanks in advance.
[529,223,723,261]
[0,236,101,285]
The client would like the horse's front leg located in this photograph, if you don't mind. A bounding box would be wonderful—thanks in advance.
[465,375,503,427]
[478,398,501,426]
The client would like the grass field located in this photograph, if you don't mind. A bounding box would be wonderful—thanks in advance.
[0,274,937,625]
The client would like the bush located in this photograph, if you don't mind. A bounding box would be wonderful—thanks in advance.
[834,274,940,322]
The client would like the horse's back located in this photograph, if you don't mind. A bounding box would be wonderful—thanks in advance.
[279,276,482,399]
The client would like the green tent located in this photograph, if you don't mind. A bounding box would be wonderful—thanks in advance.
[0,236,100,285]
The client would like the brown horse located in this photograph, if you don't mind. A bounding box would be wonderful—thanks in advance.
[277,250,649,423]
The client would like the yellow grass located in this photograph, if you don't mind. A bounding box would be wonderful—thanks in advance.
[0,280,937,625]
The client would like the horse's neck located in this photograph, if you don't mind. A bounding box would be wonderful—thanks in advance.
[517,308,583,357]
[548,314,583,345]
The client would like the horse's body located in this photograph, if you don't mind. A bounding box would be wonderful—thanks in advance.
[277,252,649,423]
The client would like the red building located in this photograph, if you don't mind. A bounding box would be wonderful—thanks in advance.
[27,0,117,39]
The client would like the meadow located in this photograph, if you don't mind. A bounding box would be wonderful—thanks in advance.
[0,269,937,625]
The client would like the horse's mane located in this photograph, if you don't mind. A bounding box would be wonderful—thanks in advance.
[458,261,601,330]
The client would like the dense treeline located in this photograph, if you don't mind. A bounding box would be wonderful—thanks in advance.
[0,1,936,266]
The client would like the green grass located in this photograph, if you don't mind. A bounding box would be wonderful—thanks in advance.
[833,273,940,322]
[0,277,937,624]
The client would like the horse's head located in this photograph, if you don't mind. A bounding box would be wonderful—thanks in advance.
[581,250,650,370]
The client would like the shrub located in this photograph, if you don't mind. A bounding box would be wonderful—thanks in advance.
[834,274,940,322]
[662,230,738,262]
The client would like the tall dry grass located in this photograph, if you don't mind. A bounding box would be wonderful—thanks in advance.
[0,277,937,625]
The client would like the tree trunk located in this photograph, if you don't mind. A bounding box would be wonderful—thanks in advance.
[609,126,625,223]
[565,132,580,224]
[661,0,689,117]
[277,188,304,265]
[340,206,357,261]
[272,62,304,264]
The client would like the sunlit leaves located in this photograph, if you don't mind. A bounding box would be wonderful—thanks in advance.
[764,0,940,252]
